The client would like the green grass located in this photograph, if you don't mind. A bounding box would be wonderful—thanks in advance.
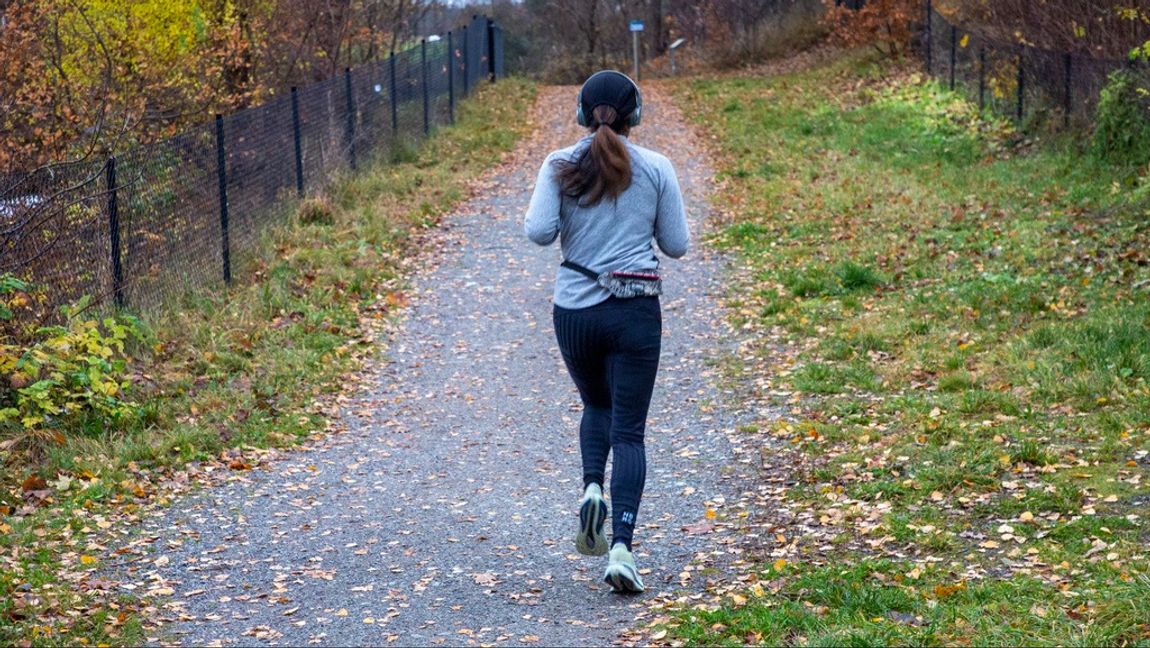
[670,51,1150,645]
[661,561,1150,646]
[0,78,536,646]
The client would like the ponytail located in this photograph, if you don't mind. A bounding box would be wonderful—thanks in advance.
[553,105,633,206]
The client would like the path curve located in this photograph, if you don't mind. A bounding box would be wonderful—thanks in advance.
[135,84,752,647]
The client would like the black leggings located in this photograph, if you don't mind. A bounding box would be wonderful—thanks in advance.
[553,296,661,550]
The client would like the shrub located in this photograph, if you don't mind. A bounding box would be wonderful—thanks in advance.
[1091,68,1150,167]
[0,275,32,378]
[704,2,828,69]
[296,196,335,226]
[1,297,144,434]
[823,0,919,58]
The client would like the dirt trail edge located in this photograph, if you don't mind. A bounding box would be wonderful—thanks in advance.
[132,85,761,647]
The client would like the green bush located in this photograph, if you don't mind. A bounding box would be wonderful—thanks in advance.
[1,297,144,433]
[1091,68,1150,166]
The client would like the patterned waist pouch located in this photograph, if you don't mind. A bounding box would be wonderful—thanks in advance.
[561,260,662,298]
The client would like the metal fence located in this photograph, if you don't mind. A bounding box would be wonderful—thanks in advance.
[1,15,504,327]
[923,3,1144,128]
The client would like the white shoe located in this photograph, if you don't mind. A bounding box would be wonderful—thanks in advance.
[575,483,609,556]
[603,544,645,593]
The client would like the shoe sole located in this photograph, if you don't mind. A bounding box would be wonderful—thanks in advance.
[604,562,645,593]
[575,497,608,556]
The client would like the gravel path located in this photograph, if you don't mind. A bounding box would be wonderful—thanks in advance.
[136,84,755,647]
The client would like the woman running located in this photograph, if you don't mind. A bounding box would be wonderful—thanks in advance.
[524,70,689,593]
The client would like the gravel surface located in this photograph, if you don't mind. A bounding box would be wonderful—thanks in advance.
[134,84,757,647]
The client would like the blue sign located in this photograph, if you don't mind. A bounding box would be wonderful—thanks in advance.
[629,20,645,32]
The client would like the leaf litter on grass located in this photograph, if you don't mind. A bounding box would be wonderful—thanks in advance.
[633,48,1150,646]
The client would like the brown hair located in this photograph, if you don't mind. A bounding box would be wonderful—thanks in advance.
[553,105,632,206]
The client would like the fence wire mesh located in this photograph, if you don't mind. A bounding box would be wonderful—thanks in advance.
[925,8,1145,128]
[1,14,502,331]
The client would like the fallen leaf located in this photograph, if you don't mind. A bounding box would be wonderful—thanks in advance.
[473,572,499,586]
[22,474,47,492]
[683,521,714,535]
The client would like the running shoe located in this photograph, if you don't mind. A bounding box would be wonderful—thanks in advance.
[603,543,645,593]
[575,483,609,556]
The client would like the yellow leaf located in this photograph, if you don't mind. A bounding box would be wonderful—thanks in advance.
[773,558,787,571]
[80,555,98,565]
[959,34,970,48]
[704,508,716,520]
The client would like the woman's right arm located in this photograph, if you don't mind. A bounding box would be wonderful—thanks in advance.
[524,153,561,246]
[654,157,689,259]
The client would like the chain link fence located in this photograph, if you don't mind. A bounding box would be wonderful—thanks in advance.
[1,15,504,328]
[923,3,1144,128]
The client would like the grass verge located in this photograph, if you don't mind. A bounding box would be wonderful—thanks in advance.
[662,52,1150,645]
[0,77,536,646]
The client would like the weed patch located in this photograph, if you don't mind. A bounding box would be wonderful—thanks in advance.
[669,51,1150,644]
[0,79,536,646]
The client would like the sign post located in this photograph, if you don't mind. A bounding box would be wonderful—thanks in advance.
[669,38,685,76]
[629,19,644,80]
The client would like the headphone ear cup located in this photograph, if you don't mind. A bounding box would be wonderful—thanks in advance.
[576,87,588,126]
[628,82,642,126]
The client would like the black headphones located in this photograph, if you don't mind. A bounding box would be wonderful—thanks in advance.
[576,70,643,128]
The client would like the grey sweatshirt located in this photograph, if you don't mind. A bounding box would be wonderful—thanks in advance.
[524,135,689,309]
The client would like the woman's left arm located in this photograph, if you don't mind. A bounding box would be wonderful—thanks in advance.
[524,154,561,246]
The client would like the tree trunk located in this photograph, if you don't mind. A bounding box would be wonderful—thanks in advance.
[649,0,664,56]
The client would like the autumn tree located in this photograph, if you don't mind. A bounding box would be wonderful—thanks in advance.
[824,0,920,58]
[938,1,1150,59]
[0,0,434,171]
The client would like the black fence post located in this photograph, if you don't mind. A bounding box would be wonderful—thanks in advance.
[291,86,304,197]
[214,114,231,285]
[389,51,399,134]
[1063,53,1073,128]
[949,24,957,90]
[924,0,932,75]
[978,47,986,112]
[462,26,470,96]
[448,31,455,124]
[421,39,430,135]
[344,68,357,171]
[487,18,497,82]
[493,24,505,80]
[1016,47,1025,122]
[105,155,124,308]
